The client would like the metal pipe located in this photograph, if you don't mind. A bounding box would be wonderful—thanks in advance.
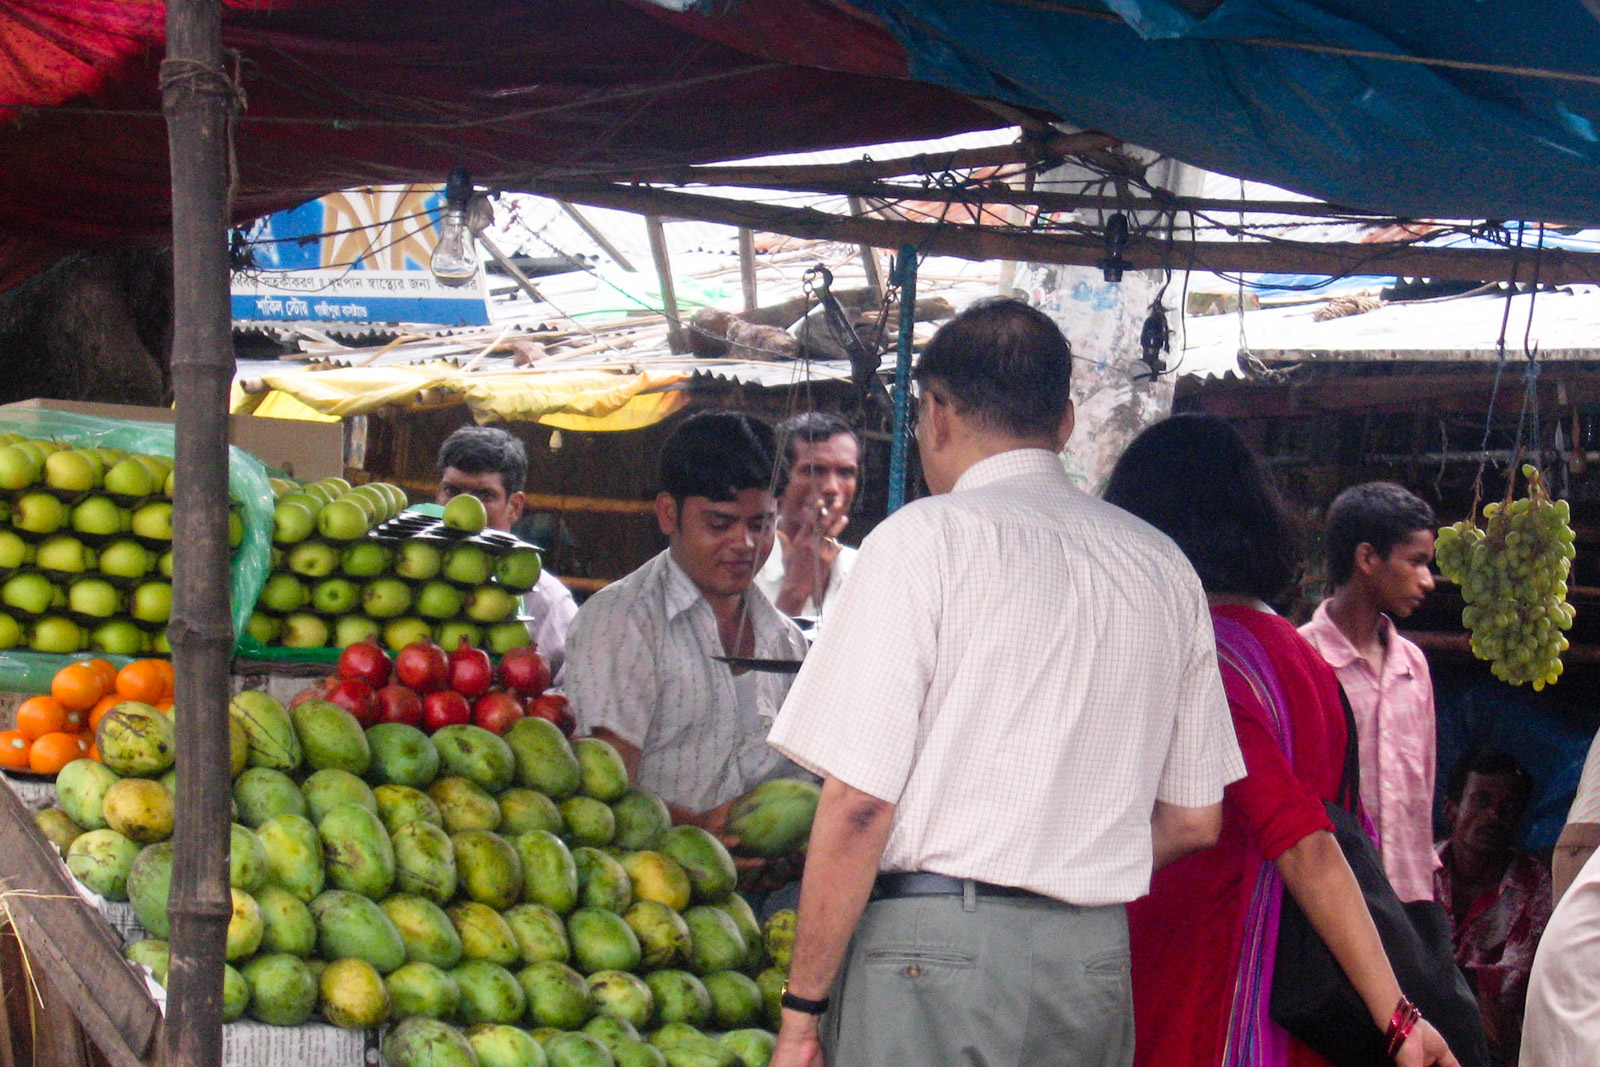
[888,246,918,513]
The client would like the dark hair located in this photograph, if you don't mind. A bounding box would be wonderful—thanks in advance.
[1102,414,1300,601]
[913,298,1072,439]
[1446,747,1535,805]
[776,412,860,491]
[659,411,777,502]
[1324,482,1437,586]
[437,426,527,494]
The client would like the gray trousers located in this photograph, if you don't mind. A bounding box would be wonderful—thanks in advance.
[822,889,1134,1067]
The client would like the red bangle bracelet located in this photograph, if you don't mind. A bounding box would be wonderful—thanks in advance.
[1384,995,1421,1059]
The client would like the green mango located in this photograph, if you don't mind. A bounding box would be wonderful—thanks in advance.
[255,883,317,957]
[559,796,616,848]
[505,717,581,799]
[466,1022,548,1067]
[229,822,268,892]
[568,906,643,975]
[546,1032,615,1067]
[650,1022,708,1049]
[761,910,795,972]
[610,790,671,851]
[385,961,461,1022]
[447,900,521,966]
[233,767,308,827]
[583,1013,641,1050]
[621,851,691,912]
[517,830,579,914]
[381,1016,478,1067]
[226,888,265,961]
[230,690,302,772]
[452,829,524,910]
[432,724,516,793]
[318,802,395,899]
[241,953,317,1026]
[659,825,737,904]
[428,776,502,833]
[365,722,441,789]
[719,1029,776,1067]
[572,737,630,802]
[96,703,175,778]
[55,758,119,831]
[613,1040,668,1067]
[255,813,324,903]
[625,900,693,971]
[66,828,139,900]
[518,959,593,1030]
[573,846,633,913]
[34,807,84,856]
[725,778,819,859]
[683,906,747,976]
[504,902,571,965]
[301,768,377,824]
[392,820,458,904]
[645,970,711,1027]
[713,894,766,972]
[755,968,784,1030]
[588,969,654,1029]
[499,787,564,837]
[702,971,763,1031]
[289,699,370,775]
[451,959,525,1026]
[123,938,169,986]
[127,841,174,938]
[375,783,444,835]
[319,957,391,1029]
[222,964,250,1022]
[661,1040,741,1067]
[381,893,463,969]
[309,889,406,974]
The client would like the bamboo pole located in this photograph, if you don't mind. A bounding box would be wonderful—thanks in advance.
[161,0,237,1062]
[738,228,757,312]
[646,216,687,354]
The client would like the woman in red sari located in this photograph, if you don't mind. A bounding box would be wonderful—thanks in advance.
[1104,415,1456,1067]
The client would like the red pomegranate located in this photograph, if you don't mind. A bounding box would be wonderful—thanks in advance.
[337,640,392,689]
[498,645,552,698]
[448,638,494,699]
[374,684,424,728]
[395,639,449,694]
[472,690,525,735]
[422,689,472,732]
[324,677,378,728]
[526,693,575,738]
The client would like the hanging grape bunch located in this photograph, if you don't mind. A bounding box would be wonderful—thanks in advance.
[1435,464,1576,689]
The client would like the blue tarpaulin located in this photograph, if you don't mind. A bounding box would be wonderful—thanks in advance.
[845,1,1600,224]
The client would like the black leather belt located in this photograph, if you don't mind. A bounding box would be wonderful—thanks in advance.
[872,871,1041,901]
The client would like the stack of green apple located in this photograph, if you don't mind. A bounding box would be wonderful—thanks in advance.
[0,434,245,656]
[40,689,795,1067]
[252,479,540,655]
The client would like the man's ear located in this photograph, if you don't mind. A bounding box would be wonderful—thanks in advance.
[505,490,526,526]
[1055,400,1076,450]
[1353,541,1384,576]
[655,492,678,538]
[1443,798,1460,831]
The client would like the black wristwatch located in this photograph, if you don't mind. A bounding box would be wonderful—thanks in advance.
[780,980,830,1015]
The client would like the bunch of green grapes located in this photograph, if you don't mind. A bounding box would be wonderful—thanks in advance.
[1434,465,1577,690]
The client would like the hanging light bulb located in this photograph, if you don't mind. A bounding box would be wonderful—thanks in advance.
[430,167,478,287]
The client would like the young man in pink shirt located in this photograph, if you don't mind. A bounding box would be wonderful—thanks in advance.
[1301,482,1440,901]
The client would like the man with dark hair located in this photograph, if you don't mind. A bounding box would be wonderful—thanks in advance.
[437,425,578,673]
[766,298,1243,1067]
[1436,748,1551,1064]
[756,412,862,618]
[564,411,806,827]
[1301,481,1440,901]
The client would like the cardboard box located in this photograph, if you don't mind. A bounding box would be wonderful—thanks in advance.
[0,399,345,480]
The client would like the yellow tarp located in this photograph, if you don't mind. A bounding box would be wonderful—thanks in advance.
[231,366,692,431]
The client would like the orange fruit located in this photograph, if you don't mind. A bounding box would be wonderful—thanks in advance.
[15,696,68,742]
[60,706,88,733]
[150,660,175,700]
[83,658,118,694]
[85,744,100,763]
[154,698,174,715]
[52,662,105,713]
[115,660,168,704]
[0,731,30,771]
[29,731,88,775]
[88,694,122,733]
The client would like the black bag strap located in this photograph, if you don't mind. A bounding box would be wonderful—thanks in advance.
[1336,683,1361,815]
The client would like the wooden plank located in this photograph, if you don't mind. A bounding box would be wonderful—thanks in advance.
[737,229,757,312]
[0,782,160,1067]
[646,216,687,354]
[847,197,884,301]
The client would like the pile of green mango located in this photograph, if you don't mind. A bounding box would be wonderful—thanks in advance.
[251,476,542,656]
[36,687,810,1067]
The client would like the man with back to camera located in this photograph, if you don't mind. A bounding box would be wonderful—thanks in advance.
[563,410,807,830]
[765,298,1246,1067]
[436,425,578,674]
[755,411,862,620]
[1301,481,1440,901]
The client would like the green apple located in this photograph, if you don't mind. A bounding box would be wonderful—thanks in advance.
[0,613,21,650]
[286,542,339,578]
[44,450,101,493]
[0,445,41,491]
[339,542,391,578]
[273,501,315,546]
[90,619,145,656]
[244,612,282,645]
[258,573,309,614]
[158,551,174,579]
[103,458,155,499]
[394,541,442,581]
[1,573,54,615]
[164,471,177,500]
[485,621,533,654]
[132,454,172,483]
[131,502,174,541]
[0,433,21,446]
[442,493,488,535]
[316,500,369,542]
[464,585,518,624]
[71,495,126,538]
[68,578,122,619]
[14,492,66,535]
[375,483,408,514]
[12,441,48,467]
[382,617,433,652]
[281,613,330,649]
[151,630,170,655]
[36,535,90,575]
[433,620,483,650]
[311,577,360,615]
[415,580,464,620]
[339,492,379,525]
[494,548,543,592]
[268,478,297,499]
[28,615,83,654]
[333,616,382,648]
[99,539,154,580]
[315,477,352,498]
[229,509,244,550]
[91,447,125,468]
[360,577,412,619]
[130,581,173,625]
[442,545,492,586]
[279,491,323,518]
[0,530,31,570]
[296,484,333,509]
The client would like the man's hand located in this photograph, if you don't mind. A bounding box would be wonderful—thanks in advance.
[772,1009,826,1067]
[774,501,848,615]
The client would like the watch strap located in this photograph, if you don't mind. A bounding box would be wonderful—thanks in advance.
[780,981,830,1015]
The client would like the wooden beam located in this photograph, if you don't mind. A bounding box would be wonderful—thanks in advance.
[645,216,687,354]
[737,228,757,312]
[848,197,884,301]
[521,180,1600,286]
[557,201,636,273]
